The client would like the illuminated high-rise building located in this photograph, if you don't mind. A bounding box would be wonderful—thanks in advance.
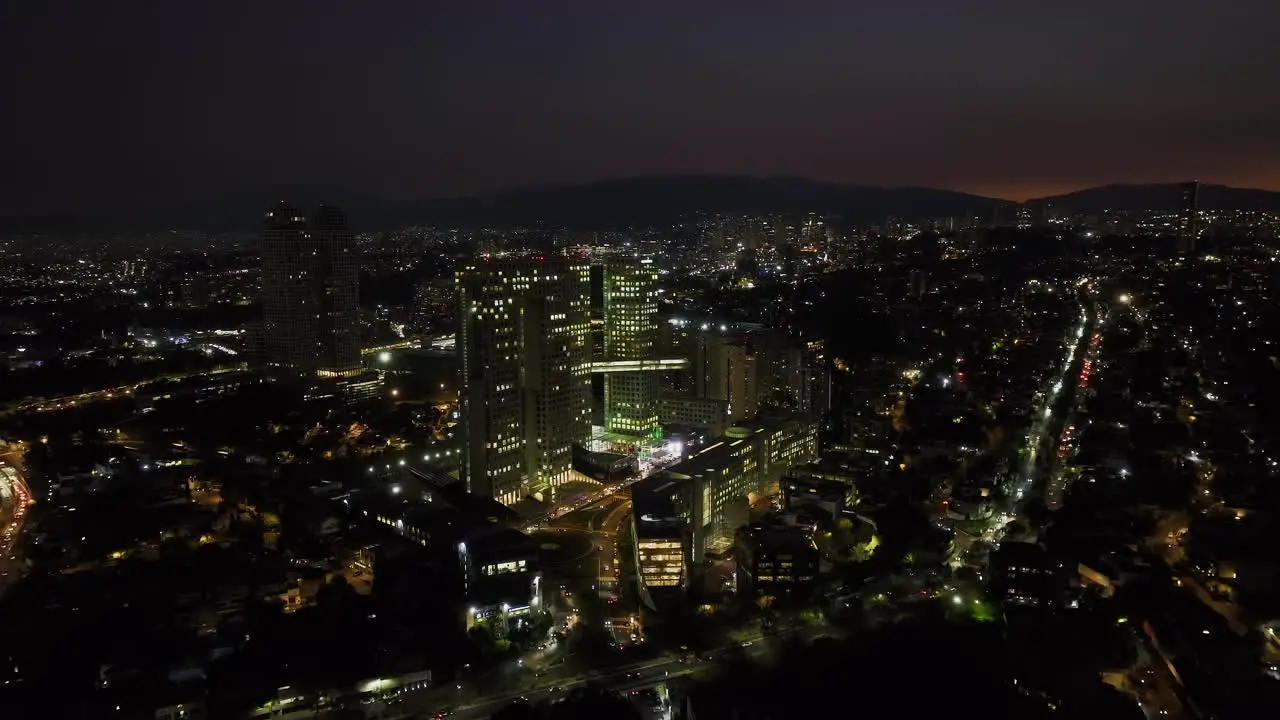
[603,260,660,438]
[456,258,592,504]
[1177,180,1199,256]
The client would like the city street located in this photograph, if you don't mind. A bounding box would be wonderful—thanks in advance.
[955,283,1098,565]
[538,494,639,646]
[420,627,832,720]
[523,456,677,534]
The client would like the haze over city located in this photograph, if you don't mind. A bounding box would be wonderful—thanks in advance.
[4,0,1280,214]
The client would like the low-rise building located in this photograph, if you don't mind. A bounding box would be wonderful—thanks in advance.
[734,520,819,597]
[458,525,543,630]
[783,475,853,529]
[658,395,729,437]
[631,475,690,611]
[661,414,820,557]
[989,542,1070,610]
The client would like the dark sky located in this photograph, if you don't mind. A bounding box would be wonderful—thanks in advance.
[4,0,1280,214]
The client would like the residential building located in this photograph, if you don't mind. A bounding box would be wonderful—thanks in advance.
[259,202,361,377]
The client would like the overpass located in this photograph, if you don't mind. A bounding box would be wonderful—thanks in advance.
[591,357,688,373]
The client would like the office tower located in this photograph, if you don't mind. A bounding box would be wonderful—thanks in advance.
[1178,181,1199,256]
[456,258,592,504]
[705,335,759,424]
[310,205,361,376]
[260,203,361,376]
[603,260,660,438]
[670,328,759,424]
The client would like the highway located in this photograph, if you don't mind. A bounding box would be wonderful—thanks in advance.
[0,338,448,418]
[0,449,33,592]
[0,363,250,417]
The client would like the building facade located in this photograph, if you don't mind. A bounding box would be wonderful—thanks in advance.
[260,202,361,376]
[603,260,661,438]
[631,475,691,610]
[657,395,729,436]
[260,203,316,372]
[734,521,819,597]
[309,205,361,376]
[702,335,759,424]
[663,415,820,557]
[456,258,592,504]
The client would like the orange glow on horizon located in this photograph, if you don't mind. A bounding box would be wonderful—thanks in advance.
[965,173,1280,203]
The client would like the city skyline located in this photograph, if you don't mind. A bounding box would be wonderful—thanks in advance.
[4,2,1280,215]
[6,3,1280,718]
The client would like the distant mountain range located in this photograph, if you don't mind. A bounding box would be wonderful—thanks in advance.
[1028,183,1280,215]
[5,176,1280,233]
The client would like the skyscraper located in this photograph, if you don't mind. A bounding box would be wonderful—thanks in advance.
[1177,181,1199,256]
[260,203,361,376]
[703,334,759,424]
[603,260,661,438]
[260,202,318,372]
[907,268,928,301]
[310,205,361,376]
[456,258,592,504]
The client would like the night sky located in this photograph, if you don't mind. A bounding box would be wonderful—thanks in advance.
[4,1,1280,214]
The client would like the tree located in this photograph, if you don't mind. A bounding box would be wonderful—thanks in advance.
[565,622,615,663]
[548,686,641,720]
[490,698,539,720]
[684,616,1020,717]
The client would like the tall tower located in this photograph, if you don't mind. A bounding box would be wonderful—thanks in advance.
[1177,181,1199,256]
[259,203,361,376]
[704,334,759,424]
[604,260,661,438]
[907,268,928,301]
[456,258,592,504]
[261,202,316,371]
[311,205,361,376]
